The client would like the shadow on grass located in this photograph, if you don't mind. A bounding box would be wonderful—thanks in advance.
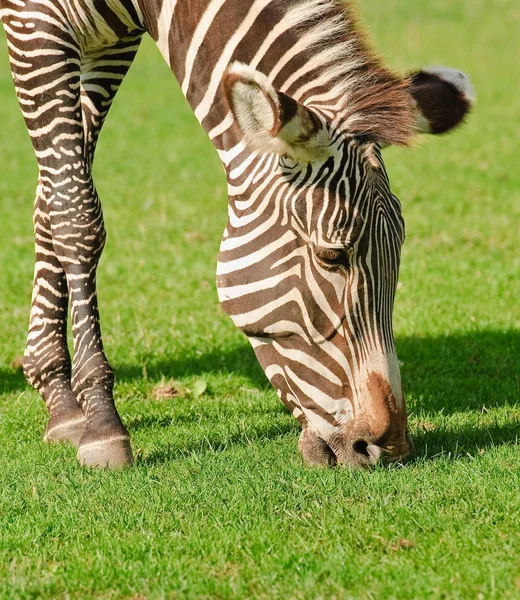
[398,328,520,460]
[138,420,299,466]
[409,420,519,464]
[0,365,28,395]
[396,329,520,415]
[115,328,519,464]
[115,342,267,390]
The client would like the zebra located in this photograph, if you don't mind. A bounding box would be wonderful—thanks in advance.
[0,0,473,469]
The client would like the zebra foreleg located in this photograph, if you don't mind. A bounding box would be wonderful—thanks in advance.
[65,193,133,469]
[3,11,133,466]
[24,187,86,446]
[31,39,143,449]
[0,10,89,447]
[70,40,144,468]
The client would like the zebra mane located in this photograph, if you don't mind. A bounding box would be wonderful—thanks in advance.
[276,0,415,146]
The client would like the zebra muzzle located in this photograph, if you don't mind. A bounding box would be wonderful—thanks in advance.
[298,428,412,468]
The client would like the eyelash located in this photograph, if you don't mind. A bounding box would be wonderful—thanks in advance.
[279,155,298,170]
[313,245,352,270]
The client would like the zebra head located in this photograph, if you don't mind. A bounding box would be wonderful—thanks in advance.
[218,63,474,468]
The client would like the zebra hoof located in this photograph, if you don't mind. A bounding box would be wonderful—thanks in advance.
[44,414,86,447]
[77,436,133,469]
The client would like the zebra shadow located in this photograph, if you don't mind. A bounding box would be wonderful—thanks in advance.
[0,362,28,394]
[396,328,520,461]
[116,343,294,465]
[115,340,267,389]
[116,328,520,464]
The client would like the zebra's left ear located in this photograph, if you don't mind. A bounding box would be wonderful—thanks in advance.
[223,62,330,160]
[410,67,475,135]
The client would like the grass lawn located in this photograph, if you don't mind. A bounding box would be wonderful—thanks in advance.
[0,0,519,598]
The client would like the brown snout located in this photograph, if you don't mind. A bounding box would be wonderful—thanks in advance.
[298,427,413,468]
[299,372,413,468]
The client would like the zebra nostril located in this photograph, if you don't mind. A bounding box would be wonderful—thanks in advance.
[352,439,385,464]
[352,438,370,456]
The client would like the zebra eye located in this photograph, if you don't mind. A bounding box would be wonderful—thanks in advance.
[313,245,351,270]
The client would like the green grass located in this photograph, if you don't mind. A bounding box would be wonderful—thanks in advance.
[0,0,519,598]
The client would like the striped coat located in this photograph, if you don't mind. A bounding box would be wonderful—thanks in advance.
[0,0,473,467]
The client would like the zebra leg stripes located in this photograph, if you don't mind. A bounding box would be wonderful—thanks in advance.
[2,5,142,467]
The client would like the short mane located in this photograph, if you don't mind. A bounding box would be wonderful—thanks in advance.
[276,0,414,146]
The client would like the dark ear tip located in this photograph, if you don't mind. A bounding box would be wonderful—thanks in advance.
[222,68,260,117]
[222,65,260,102]
[409,68,474,135]
[409,68,475,99]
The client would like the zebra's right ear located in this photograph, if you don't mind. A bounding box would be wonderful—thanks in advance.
[223,62,330,160]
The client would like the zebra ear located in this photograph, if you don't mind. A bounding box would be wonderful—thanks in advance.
[224,62,329,160]
[410,67,475,135]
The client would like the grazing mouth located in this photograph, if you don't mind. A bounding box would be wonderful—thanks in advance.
[352,439,412,466]
[338,443,411,467]
[299,429,413,468]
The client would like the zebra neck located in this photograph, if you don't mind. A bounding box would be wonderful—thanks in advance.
[137,1,371,148]
[136,0,413,180]
[140,1,288,149]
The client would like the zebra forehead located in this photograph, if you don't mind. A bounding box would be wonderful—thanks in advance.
[284,169,397,247]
